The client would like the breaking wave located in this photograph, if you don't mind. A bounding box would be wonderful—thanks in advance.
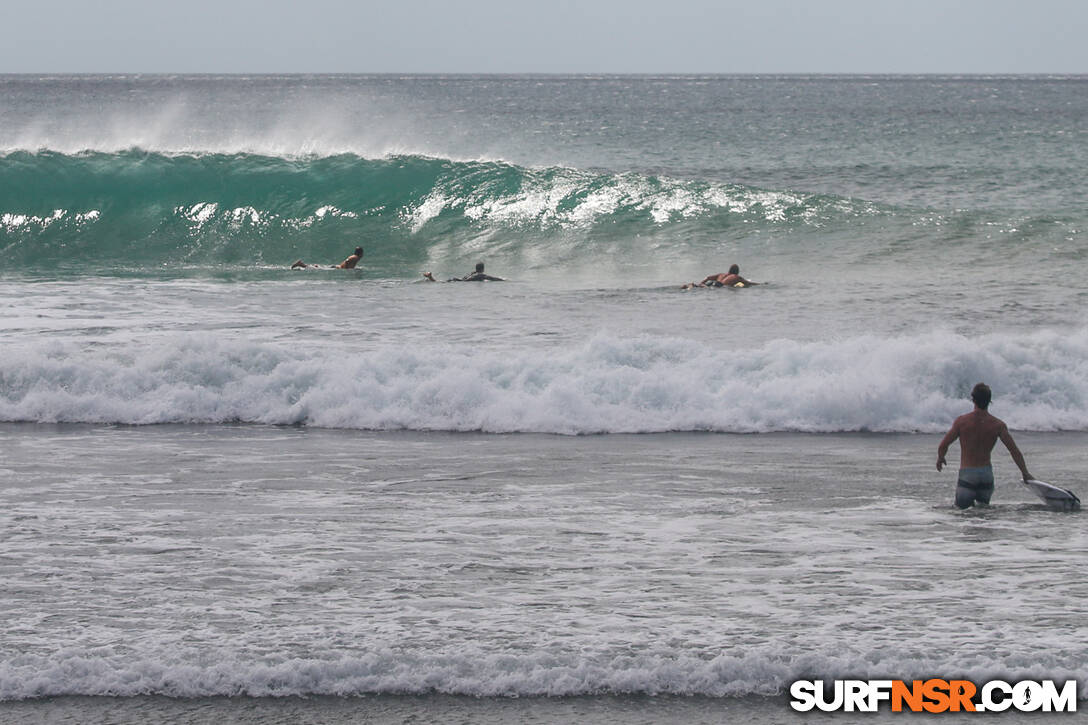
[2,328,1086,434]
[1,150,880,271]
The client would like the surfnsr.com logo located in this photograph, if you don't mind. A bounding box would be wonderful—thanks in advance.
[790,679,1078,713]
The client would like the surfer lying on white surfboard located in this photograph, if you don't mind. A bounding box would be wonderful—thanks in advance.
[681,264,759,289]
[936,382,1033,509]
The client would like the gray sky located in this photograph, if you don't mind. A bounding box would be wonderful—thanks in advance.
[4,0,1086,74]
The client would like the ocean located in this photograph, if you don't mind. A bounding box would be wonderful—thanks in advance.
[1,74,1086,723]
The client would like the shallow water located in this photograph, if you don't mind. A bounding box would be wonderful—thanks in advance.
[2,424,1085,713]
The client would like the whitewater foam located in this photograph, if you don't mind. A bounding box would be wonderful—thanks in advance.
[2,648,1085,700]
[2,329,1085,434]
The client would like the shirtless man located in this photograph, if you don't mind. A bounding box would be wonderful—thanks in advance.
[422,262,505,282]
[936,382,1033,508]
[682,264,756,289]
[292,246,363,269]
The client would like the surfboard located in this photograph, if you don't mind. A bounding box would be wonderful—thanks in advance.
[1023,479,1081,512]
[679,281,760,290]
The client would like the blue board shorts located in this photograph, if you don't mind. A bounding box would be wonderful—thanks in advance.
[955,466,995,509]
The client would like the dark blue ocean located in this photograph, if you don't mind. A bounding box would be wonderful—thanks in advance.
[1,75,1086,723]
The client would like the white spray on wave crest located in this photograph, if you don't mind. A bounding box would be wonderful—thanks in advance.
[1,85,491,162]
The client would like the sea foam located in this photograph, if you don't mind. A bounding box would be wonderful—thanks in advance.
[1,329,1085,434]
[1,648,1084,700]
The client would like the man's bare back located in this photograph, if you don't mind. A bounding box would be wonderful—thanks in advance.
[936,386,1032,479]
[939,409,1006,469]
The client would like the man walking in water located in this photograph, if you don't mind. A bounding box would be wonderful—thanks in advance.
[937,383,1033,508]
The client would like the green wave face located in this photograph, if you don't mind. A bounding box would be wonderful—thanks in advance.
[1,149,885,274]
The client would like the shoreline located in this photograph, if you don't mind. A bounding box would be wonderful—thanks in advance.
[0,692,989,725]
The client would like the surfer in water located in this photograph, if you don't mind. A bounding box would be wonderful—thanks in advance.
[423,262,505,282]
[292,246,364,269]
[682,264,757,289]
[936,382,1034,508]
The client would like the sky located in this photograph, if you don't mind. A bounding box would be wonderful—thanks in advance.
[3,0,1086,74]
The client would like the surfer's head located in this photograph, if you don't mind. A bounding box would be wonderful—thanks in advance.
[971,383,992,410]
[728,264,740,275]
[353,247,364,257]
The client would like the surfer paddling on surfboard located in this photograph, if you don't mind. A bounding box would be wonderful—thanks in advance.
[292,246,364,270]
[682,264,758,289]
[422,262,505,282]
[936,383,1033,509]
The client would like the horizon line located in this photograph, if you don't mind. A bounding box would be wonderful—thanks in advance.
[3,71,1086,78]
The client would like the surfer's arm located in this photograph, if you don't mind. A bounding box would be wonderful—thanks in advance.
[936,424,959,472]
[999,426,1032,480]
